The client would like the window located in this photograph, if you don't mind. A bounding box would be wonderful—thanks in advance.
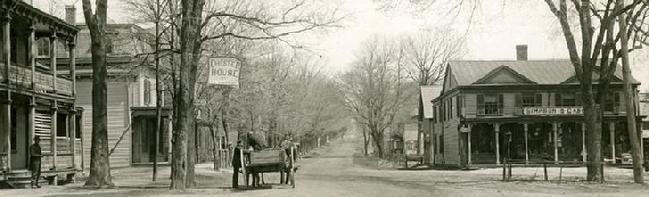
[477,94,503,115]
[556,93,579,107]
[457,96,462,117]
[57,113,67,137]
[642,121,649,130]
[75,114,82,139]
[37,38,50,57]
[447,99,453,120]
[438,134,444,153]
[144,79,151,105]
[603,92,621,112]
[521,93,542,107]
[10,107,16,151]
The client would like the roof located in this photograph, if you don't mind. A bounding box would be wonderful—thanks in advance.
[448,60,637,86]
[420,85,442,119]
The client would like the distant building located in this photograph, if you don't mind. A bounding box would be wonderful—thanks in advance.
[430,45,643,167]
[420,85,442,164]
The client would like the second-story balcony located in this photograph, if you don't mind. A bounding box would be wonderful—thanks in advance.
[0,62,73,97]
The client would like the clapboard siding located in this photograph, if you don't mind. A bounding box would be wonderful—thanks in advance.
[443,119,460,165]
[78,79,133,169]
[464,93,477,118]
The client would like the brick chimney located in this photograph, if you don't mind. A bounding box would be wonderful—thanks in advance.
[65,5,76,25]
[516,45,528,61]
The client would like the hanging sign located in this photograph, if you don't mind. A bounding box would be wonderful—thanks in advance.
[208,58,240,88]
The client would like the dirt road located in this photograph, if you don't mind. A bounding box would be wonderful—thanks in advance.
[3,137,649,197]
[225,138,649,197]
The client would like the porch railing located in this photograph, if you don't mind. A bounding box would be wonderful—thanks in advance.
[0,62,73,96]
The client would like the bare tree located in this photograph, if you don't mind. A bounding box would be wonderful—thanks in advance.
[401,29,464,156]
[167,0,343,189]
[542,0,647,182]
[81,0,114,188]
[339,37,413,158]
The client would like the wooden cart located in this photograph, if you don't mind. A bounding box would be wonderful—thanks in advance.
[240,147,297,188]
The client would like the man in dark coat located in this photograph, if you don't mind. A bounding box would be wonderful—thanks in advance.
[232,140,243,188]
[30,136,42,188]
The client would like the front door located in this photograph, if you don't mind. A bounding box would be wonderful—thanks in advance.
[132,116,169,164]
[10,106,28,170]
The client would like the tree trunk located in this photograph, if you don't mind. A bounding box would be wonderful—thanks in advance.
[584,94,603,182]
[210,124,219,170]
[186,121,196,188]
[362,127,369,156]
[171,0,205,190]
[370,128,384,158]
[82,0,114,188]
[618,4,644,183]
[221,88,231,148]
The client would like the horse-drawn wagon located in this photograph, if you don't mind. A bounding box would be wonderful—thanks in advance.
[239,146,297,188]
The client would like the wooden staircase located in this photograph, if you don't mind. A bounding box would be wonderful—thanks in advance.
[1,170,39,188]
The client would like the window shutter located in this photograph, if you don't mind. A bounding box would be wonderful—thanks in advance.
[555,93,562,107]
[536,93,543,106]
[498,94,504,114]
[515,94,522,107]
[477,94,484,115]
[457,96,462,117]
[615,92,621,112]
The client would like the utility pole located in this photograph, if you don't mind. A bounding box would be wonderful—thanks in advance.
[153,0,161,182]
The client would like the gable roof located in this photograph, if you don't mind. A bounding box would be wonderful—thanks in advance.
[474,65,537,84]
[420,85,442,119]
[448,60,636,86]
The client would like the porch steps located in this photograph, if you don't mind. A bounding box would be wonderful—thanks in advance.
[1,170,46,189]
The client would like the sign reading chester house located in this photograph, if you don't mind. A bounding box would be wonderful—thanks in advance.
[208,58,240,87]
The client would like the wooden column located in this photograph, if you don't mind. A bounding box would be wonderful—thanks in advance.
[26,24,36,166]
[49,32,57,93]
[609,122,616,162]
[78,108,84,173]
[69,110,76,168]
[28,24,36,89]
[467,124,472,165]
[27,100,35,166]
[51,102,58,170]
[524,123,529,164]
[495,123,500,165]
[1,11,11,171]
[553,122,559,164]
[68,40,76,169]
[582,122,587,162]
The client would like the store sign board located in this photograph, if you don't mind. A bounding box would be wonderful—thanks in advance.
[523,107,583,115]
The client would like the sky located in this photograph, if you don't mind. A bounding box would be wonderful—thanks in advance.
[34,0,649,91]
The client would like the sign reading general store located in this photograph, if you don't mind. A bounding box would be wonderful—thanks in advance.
[208,58,240,87]
[523,106,583,115]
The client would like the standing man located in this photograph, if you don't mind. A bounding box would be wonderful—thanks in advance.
[231,140,242,188]
[30,136,42,188]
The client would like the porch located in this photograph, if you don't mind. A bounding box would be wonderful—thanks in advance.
[463,117,639,166]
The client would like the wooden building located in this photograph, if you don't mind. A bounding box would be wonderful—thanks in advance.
[420,85,442,164]
[430,45,643,167]
[0,0,82,186]
[58,22,172,168]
